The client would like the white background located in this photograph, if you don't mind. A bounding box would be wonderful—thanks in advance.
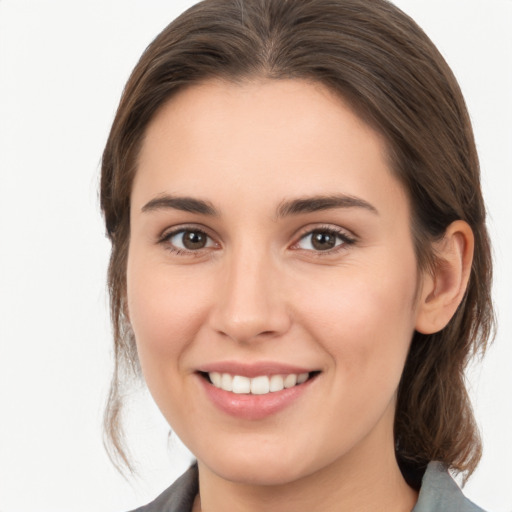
[0,1,511,511]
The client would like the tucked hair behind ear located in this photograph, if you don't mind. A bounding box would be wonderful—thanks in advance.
[101,0,494,480]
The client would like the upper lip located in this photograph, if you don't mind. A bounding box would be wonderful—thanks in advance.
[197,361,317,378]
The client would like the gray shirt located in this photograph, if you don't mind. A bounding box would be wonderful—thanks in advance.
[130,461,486,512]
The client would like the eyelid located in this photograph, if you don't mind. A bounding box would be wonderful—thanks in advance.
[158,224,220,254]
[156,223,356,256]
[290,224,357,253]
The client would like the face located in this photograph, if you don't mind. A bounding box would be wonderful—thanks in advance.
[127,79,425,486]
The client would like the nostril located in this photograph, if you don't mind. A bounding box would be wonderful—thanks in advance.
[259,330,279,337]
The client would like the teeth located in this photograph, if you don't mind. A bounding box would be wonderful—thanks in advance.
[232,375,251,394]
[208,372,310,395]
[251,375,270,395]
[284,374,297,388]
[221,373,233,391]
[210,372,222,388]
[297,372,308,384]
[269,374,284,392]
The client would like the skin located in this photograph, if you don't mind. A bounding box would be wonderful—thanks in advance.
[126,79,472,511]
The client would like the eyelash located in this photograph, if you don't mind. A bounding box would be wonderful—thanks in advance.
[159,226,216,257]
[158,225,356,256]
[292,225,356,256]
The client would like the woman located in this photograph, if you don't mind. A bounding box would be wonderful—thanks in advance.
[100,0,494,510]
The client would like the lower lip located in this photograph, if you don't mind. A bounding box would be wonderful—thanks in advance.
[199,375,316,421]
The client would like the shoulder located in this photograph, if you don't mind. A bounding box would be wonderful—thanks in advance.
[128,464,198,512]
[413,461,486,512]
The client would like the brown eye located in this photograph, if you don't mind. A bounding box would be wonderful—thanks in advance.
[311,231,337,250]
[182,230,207,249]
[296,228,354,252]
[166,229,215,252]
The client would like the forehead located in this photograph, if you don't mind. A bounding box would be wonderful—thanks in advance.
[133,78,408,218]
[140,78,385,160]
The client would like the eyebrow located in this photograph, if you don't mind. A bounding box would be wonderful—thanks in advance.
[276,194,378,218]
[141,195,218,216]
[141,193,378,218]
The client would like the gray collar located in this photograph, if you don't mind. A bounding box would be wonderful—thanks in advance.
[132,461,486,512]
[412,461,485,512]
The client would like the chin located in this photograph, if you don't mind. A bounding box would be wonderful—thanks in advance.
[196,440,335,487]
[209,460,309,487]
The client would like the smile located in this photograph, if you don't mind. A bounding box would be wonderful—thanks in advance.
[197,366,320,420]
[208,372,310,395]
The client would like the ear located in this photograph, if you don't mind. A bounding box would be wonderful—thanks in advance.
[415,220,474,334]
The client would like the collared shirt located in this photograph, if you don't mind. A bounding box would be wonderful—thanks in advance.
[130,461,486,512]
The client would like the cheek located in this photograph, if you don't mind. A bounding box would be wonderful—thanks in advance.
[126,254,210,373]
[298,260,418,382]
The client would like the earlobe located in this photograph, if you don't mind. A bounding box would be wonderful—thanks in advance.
[415,220,474,334]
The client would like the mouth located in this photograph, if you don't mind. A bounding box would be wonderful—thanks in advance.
[198,370,321,395]
[196,362,322,419]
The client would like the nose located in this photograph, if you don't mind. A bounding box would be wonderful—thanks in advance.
[208,245,291,344]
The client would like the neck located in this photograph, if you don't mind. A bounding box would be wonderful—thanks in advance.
[194,417,418,512]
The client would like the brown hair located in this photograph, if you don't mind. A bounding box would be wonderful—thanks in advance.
[100,0,494,481]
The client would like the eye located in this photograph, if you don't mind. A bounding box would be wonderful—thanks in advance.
[163,228,216,252]
[295,228,354,252]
